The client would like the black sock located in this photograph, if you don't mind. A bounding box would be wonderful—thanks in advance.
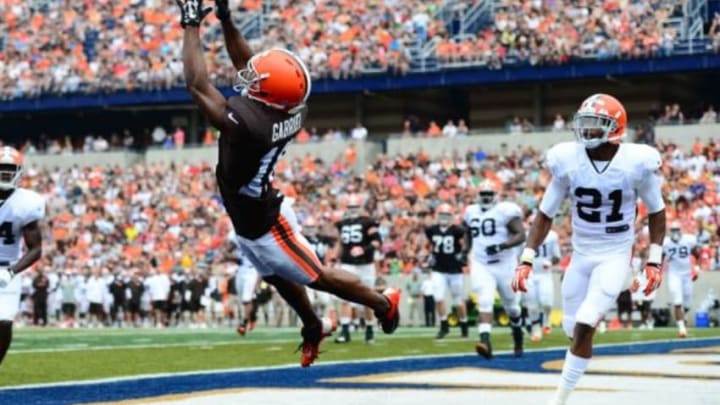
[460,321,468,336]
[365,325,374,341]
[440,320,449,332]
[510,316,523,345]
[341,324,350,339]
[480,332,490,344]
[0,321,13,365]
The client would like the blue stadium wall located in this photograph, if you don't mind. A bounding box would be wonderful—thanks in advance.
[1,55,720,144]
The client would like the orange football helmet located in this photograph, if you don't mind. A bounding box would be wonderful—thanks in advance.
[478,180,500,211]
[0,146,23,190]
[436,203,454,227]
[235,48,311,112]
[573,93,627,149]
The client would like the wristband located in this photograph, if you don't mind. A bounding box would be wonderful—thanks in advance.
[647,243,663,265]
[520,248,536,264]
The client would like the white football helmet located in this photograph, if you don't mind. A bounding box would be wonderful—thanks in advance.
[0,146,23,190]
[477,180,499,212]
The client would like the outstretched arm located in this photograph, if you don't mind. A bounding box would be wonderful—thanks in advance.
[177,0,227,129]
[217,0,254,69]
[182,27,227,128]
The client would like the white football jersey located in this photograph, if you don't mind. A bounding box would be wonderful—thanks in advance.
[533,230,561,273]
[663,234,697,273]
[464,201,523,264]
[0,188,45,265]
[541,142,663,255]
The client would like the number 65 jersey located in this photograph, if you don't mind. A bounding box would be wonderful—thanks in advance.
[540,142,664,256]
[0,188,45,264]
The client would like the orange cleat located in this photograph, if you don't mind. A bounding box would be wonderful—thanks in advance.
[299,317,336,368]
[380,288,401,334]
[543,326,552,336]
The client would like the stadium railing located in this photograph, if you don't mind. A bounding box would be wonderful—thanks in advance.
[24,123,720,170]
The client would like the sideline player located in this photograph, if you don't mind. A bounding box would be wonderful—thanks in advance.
[220,231,260,336]
[512,94,665,405]
[302,217,336,318]
[525,228,561,342]
[0,147,44,366]
[425,203,469,339]
[176,0,399,367]
[464,180,526,358]
[334,195,382,344]
[663,221,700,337]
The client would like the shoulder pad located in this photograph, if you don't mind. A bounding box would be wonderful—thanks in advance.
[544,142,577,179]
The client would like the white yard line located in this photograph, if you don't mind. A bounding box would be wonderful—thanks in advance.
[2,336,718,391]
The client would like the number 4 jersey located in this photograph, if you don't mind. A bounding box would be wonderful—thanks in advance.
[0,188,45,264]
[540,142,665,255]
[464,201,523,264]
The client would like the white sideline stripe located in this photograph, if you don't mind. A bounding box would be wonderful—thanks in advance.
[9,338,295,354]
[2,336,718,392]
[11,330,441,354]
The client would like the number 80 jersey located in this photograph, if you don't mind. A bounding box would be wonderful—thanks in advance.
[463,201,523,264]
[541,142,664,256]
[0,188,45,264]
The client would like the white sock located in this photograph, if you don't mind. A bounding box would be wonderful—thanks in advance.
[559,350,590,391]
[677,320,686,329]
[460,317,468,323]
[340,317,351,325]
[477,322,491,334]
[440,314,448,321]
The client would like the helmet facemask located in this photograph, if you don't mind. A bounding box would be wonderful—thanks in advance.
[0,163,21,190]
[438,212,453,228]
[670,226,682,243]
[478,191,496,212]
[572,112,618,150]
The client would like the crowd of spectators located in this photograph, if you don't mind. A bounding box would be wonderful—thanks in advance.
[2,0,717,100]
[7,132,720,328]
[0,0,443,100]
[437,0,684,67]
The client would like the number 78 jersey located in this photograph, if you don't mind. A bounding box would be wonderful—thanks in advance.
[541,142,664,256]
[0,188,45,264]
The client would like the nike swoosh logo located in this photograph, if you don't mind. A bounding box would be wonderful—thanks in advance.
[227,112,239,124]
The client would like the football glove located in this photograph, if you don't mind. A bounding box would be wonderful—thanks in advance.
[485,244,504,256]
[691,266,700,282]
[511,248,535,293]
[454,252,468,265]
[216,0,231,22]
[0,267,14,289]
[643,263,662,296]
[176,0,212,28]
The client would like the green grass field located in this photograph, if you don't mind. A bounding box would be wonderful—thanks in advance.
[1,326,717,387]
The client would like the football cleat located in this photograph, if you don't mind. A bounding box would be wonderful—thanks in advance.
[475,342,493,359]
[543,326,552,336]
[379,288,401,334]
[236,323,248,337]
[679,328,687,338]
[299,317,336,368]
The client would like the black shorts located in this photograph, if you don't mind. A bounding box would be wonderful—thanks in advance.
[127,302,141,314]
[61,303,76,316]
[189,299,202,313]
[617,290,632,313]
[89,303,104,316]
[152,300,167,312]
